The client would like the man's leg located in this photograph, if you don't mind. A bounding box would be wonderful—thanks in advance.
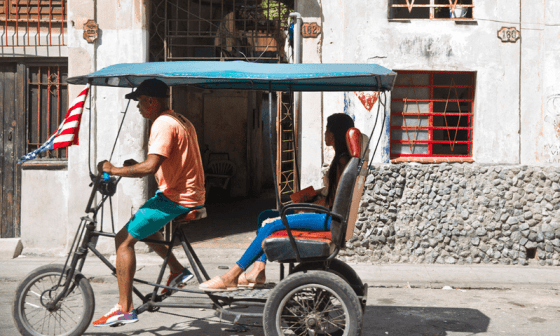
[145,231,184,274]
[115,227,139,312]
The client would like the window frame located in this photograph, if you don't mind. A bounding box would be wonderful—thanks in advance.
[388,0,474,21]
[0,0,66,47]
[390,70,475,161]
[26,62,69,161]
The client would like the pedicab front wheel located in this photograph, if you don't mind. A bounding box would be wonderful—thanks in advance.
[263,270,363,336]
[12,264,95,336]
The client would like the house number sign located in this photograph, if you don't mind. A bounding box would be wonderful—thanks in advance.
[83,19,99,43]
[302,22,321,38]
[497,27,520,43]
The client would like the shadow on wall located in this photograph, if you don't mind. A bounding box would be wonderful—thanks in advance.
[299,0,321,17]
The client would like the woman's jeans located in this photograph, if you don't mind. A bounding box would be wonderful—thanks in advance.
[236,212,331,270]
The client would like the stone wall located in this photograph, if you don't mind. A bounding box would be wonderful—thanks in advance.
[341,164,560,266]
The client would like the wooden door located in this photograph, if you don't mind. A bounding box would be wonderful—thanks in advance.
[0,62,25,238]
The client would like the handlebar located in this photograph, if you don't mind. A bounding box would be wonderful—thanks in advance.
[85,173,121,214]
[85,174,102,213]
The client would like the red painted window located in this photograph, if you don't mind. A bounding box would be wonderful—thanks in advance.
[390,71,475,159]
[389,0,473,20]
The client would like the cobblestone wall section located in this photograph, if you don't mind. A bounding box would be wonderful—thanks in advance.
[340,164,560,266]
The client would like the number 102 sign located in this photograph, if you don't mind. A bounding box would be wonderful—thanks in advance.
[497,27,520,43]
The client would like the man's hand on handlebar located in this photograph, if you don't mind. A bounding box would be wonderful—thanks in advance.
[97,160,114,176]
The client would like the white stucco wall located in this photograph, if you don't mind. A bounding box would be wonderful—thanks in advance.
[540,1,560,164]
[20,170,69,255]
[20,0,150,254]
[297,0,560,189]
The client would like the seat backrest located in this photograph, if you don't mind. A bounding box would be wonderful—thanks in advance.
[345,133,370,241]
[330,127,363,248]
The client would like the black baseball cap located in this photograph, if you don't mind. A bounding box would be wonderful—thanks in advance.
[125,79,169,101]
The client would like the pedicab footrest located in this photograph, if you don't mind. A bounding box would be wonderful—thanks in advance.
[210,285,275,300]
[262,230,335,262]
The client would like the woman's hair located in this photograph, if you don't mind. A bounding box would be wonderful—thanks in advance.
[326,113,355,206]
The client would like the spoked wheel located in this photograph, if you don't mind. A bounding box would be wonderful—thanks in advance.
[12,264,95,336]
[263,271,362,336]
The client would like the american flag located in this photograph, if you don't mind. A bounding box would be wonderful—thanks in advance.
[18,85,90,164]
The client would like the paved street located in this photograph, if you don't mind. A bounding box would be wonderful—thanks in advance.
[1,250,559,335]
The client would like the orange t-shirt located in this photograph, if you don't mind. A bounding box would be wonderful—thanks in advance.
[148,111,205,207]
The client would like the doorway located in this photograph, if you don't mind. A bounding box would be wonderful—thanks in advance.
[0,62,25,238]
[0,59,68,238]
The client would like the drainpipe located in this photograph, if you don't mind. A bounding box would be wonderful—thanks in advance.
[290,12,302,191]
[518,0,522,164]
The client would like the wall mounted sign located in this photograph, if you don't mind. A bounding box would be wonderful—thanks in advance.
[302,22,321,38]
[83,19,99,43]
[497,27,520,43]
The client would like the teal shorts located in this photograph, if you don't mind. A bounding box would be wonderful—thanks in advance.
[126,190,203,240]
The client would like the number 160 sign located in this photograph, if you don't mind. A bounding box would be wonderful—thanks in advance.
[497,27,520,43]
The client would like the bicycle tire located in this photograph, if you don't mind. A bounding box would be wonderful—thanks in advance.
[12,264,95,336]
[263,270,362,336]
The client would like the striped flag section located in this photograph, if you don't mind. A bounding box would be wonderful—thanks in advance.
[18,85,90,164]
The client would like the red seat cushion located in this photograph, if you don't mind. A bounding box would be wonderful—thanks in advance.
[265,230,332,244]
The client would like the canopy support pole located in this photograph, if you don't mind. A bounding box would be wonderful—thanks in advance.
[269,90,281,211]
[290,13,303,193]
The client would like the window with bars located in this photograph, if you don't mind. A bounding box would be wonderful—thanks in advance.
[389,0,473,20]
[27,64,69,159]
[0,0,65,21]
[150,0,292,62]
[0,0,66,46]
[390,71,475,159]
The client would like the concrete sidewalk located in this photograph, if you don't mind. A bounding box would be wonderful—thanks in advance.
[1,247,558,290]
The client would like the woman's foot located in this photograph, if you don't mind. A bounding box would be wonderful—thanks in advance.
[199,276,238,292]
[238,270,266,288]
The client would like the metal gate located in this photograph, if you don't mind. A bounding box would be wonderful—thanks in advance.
[276,91,297,204]
[0,62,25,238]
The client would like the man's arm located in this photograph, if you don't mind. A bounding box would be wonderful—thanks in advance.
[98,154,166,178]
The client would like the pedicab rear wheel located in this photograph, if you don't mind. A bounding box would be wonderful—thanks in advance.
[263,270,362,336]
[12,264,95,336]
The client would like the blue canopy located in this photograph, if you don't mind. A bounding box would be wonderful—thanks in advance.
[67,61,396,92]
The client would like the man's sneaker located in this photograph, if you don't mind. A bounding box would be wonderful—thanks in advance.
[92,304,138,327]
[161,268,194,295]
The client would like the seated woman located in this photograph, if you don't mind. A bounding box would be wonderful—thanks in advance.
[199,113,355,291]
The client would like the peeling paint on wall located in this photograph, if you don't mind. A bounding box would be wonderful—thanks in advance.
[399,37,453,59]
[354,91,379,112]
[343,92,355,121]
[544,94,560,164]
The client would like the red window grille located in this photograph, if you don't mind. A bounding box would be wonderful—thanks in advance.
[390,71,475,160]
[0,0,66,46]
[389,0,473,21]
[27,64,69,159]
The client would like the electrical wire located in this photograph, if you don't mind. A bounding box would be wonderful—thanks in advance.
[368,91,388,170]
[108,99,132,162]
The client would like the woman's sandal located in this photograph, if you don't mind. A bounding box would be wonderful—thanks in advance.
[237,271,266,289]
[198,276,237,292]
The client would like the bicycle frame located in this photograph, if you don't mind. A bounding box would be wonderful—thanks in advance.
[45,173,267,320]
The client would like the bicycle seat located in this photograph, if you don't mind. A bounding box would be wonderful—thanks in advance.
[174,207,207,223]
